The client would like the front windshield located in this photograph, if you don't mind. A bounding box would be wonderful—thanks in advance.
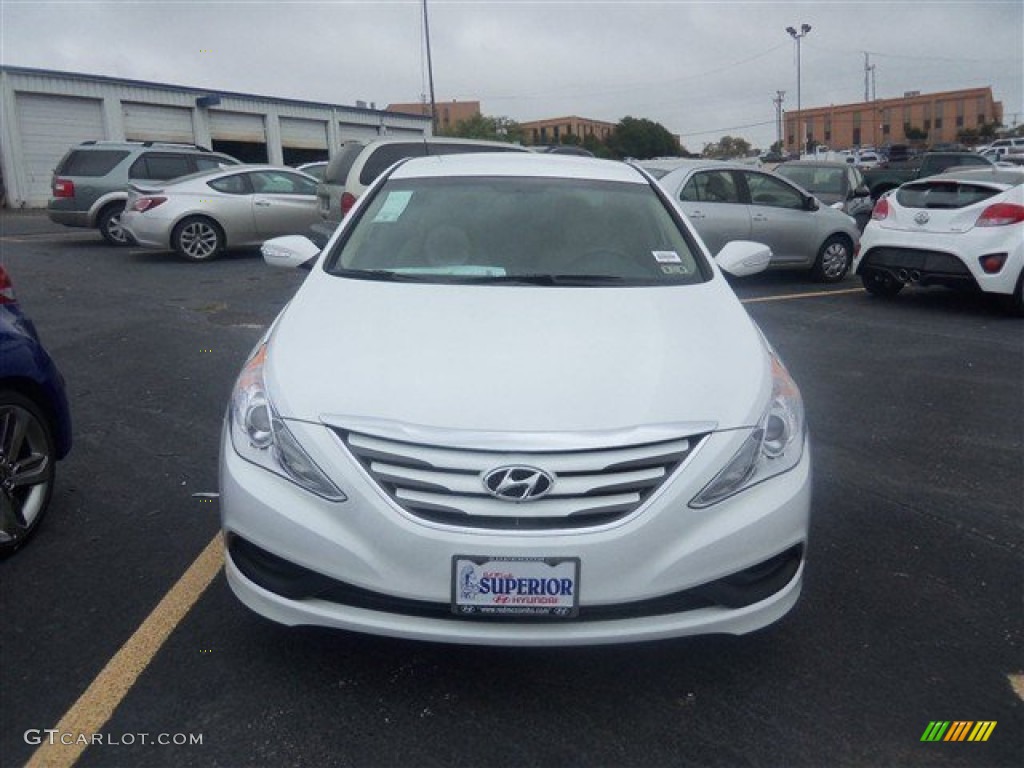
[325,176,709,286]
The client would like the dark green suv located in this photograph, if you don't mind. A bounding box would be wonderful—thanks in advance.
[47,141,239,244]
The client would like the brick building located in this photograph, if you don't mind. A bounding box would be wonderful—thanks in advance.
[784,86,1003,152]
[386,100,481,133]
[519,115,616,146]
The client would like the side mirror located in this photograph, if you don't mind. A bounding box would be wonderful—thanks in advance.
[805,195,819,211]
[853,184,871,198]
[716,240,771,277]
[262,235,320,270]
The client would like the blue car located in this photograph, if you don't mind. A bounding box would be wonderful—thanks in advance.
[0,266,72,555]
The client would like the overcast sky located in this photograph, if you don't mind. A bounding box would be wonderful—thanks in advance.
[2,0,1021,150]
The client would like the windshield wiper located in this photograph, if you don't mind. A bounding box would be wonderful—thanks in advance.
[334,269,425,282]
[474,274,629,286]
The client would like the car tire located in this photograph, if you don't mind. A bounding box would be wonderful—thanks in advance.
[98,202,133,246]
[861,268,904,298]
[0,391,56,556]
[811,235,853,283]
[172,217,224,262]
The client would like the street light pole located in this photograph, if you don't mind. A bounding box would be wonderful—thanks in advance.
[786,23,812,156]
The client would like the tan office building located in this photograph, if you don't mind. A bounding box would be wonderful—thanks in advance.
[519,116,617,146]
[784,87,1003,152]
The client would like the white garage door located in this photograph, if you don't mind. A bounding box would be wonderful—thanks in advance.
[123,103,195,143]
[16,92,105,205]
[337,123,381,143]
[280,117,328,150]
[209,111,266,142]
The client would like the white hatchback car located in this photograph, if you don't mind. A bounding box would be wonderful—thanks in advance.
[220,153,812,646]
[855,167,1024,315]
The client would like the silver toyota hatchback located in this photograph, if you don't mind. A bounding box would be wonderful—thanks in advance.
[655,159,861,282]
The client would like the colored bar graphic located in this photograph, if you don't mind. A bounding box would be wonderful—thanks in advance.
[944,721,973,741]
[921,720,996,742]
[968,722,997,742]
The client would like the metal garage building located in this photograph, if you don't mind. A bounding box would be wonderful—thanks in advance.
[0,66,432,208]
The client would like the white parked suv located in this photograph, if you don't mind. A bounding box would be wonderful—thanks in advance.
[315,137,531,230]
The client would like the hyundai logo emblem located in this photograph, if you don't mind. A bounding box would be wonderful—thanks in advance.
[914,211,930,225]
[482,466,554,501]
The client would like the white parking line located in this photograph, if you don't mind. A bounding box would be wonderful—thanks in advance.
[0,232,96,243]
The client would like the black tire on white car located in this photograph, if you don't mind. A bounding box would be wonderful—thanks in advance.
[861,268,904,298]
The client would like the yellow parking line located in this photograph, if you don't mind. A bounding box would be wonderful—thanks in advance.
[0,232,94,242]
[741,287,864,304]
[27,534,224,768]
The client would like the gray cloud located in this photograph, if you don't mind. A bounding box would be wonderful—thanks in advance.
[2,0,1020,150]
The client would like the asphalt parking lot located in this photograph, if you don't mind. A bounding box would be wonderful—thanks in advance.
[1,210,1021,768]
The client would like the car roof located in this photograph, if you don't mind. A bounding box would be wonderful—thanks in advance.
[777,161,851,170]
[363,137,531,151]
[389,153,648,184]
[924,166,1024,187]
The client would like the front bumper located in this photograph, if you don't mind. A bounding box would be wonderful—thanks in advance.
[219,421,812,646]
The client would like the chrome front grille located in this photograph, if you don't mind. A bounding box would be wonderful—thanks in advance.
[338,429,706,530]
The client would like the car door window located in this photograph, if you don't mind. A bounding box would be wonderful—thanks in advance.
[207,174,253,195]
[249,171,317,196]
[679,171,741,203]
[195,154,238,172]
[129,153,193,180]
[744,173,805,210]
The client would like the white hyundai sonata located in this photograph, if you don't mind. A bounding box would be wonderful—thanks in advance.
[220,153,811,646]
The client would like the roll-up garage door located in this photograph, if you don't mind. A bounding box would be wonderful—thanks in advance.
[280,117,328,150]
[209,111,266,142]
[123,103,195,144]
[15,93,105,205]
[209,111,268,162]
[337,123,381,143]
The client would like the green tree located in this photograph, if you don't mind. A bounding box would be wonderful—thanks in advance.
[701,135,753,159]
[441,114,523,144]
[606,117,681,159]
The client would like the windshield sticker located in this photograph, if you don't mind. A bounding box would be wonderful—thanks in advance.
[373,190,413,223]
[661,264,691,276]
[653,250,682,263]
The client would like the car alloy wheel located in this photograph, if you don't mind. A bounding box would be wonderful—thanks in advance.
[173,217,224,261]
[0,392,55,555]
[813,236,852,283]
[99,203,131,246]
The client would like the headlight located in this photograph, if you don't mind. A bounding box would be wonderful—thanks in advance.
[690,352,805,508]
[229,343,346,502]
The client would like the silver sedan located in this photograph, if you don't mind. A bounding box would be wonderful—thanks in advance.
[121,165,320,261]
[650,159,861,282]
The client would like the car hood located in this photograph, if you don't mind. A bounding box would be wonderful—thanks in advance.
[264,275,770,436]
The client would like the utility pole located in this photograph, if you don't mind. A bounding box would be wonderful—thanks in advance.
[786,24,812,156]
[773,91,786,151]
[422,0,438,135]
[864,53,876,102]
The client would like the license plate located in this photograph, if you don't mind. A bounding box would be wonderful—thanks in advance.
[452,556,580,618]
